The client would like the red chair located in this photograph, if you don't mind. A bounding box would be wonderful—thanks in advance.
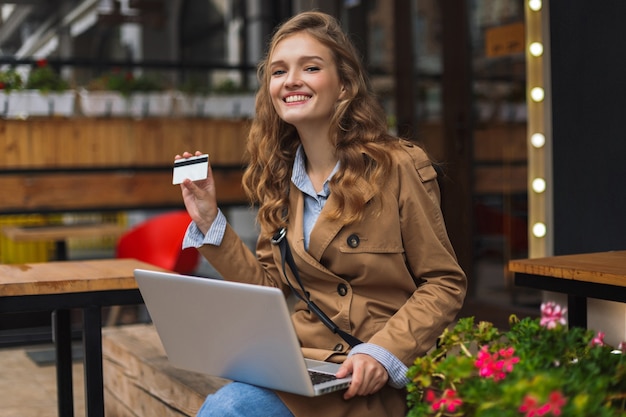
[115,210,199,274]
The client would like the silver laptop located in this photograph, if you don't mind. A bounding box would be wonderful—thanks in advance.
[134,268,352,397]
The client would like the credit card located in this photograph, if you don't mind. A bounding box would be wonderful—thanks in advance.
[172,154,209,184]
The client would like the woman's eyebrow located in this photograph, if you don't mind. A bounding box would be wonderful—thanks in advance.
[270,55,325,67]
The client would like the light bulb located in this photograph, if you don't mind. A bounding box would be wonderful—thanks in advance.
[532,222,547,238]
[530,133,545,148]
[530,87,545,102]
[532,178,546,193]
[529,0,542,11]
[529,42,543,57]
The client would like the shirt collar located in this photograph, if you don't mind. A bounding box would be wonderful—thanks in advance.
[291,145,339,198]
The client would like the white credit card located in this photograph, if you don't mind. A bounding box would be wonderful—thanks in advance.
[172,154,209,185]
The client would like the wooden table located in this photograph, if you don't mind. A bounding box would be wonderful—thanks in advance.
[509,250,626,328]
[0,258,166,417]
[2,223,126,261]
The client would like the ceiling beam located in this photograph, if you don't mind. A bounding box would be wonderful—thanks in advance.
[0,5,33,46]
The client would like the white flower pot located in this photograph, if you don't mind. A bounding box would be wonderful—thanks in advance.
[173,93,207,117]
[204,94,255,118]
[129,92,173,117]
[0,91,10,116]
[6,90,75,118]
[79,90,129,117]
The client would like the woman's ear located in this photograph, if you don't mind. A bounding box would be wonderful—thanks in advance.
[338,85,347,100]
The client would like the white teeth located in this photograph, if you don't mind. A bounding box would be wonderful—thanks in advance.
[285,95,310,103]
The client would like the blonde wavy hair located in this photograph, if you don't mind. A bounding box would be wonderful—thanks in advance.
[243,11,399,237]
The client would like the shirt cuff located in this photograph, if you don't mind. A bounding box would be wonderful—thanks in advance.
[182,210,227,249]
[348,343,410,389]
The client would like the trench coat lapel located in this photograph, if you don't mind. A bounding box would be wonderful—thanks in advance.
[287,182,332,275]
[302,176,376,262]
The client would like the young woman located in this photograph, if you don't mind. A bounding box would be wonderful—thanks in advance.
[177,11,466,417]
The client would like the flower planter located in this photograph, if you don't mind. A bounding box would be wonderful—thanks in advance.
[5,90,75,118]
[0,92,10,116]
[204,94,255,119]
[129,92,173,117]
[79,90,129,117]
[173,93,207,117]
[80,91,173,117]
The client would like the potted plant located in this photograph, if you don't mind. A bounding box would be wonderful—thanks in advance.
[80,69,172,117]
[127,73,172,118]
[173,76,209,117]
[204,78,255,119]
[0,68,23,91]
[0,68,23,116]
[8,59,75,117]
[406,302,626,417]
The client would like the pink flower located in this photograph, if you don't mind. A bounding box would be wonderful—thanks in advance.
[498,346,520,372]
[590,331,605,347]
[540,302,567,329]
[431,389,463,413]
[519,395,539,416]
[475,345,519,381]
[424,389,436,403]
[519,391,567,417]
[519,395,550,417]
[547,391,567,416]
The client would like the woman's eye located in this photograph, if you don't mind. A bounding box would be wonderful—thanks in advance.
[305,66,320,72]
[272,69,286,76]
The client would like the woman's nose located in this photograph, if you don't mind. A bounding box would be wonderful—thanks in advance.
[284,72,302,88]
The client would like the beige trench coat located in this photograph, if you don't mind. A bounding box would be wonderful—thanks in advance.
[198,140,467,417]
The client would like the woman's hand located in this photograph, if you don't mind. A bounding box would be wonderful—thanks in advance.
[336,353,389,400]
[175,151,219,235]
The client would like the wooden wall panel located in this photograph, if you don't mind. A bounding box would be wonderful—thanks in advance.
[0,118,250,169]
[0,170,244,214]
[0,118,249,214]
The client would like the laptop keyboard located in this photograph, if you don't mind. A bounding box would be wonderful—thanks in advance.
[309,370,338,385]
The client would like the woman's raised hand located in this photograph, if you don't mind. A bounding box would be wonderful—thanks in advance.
[175,151,219,235]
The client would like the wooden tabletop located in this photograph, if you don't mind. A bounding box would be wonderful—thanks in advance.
[508,250,626,288]
[0,258,166,297]
[2,223,126,242]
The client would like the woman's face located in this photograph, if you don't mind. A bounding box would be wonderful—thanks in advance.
[268,32,344,131]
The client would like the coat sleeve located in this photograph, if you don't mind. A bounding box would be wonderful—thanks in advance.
[367,142,467,364]
[196,222,290,296]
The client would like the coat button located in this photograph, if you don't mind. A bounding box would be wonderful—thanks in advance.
[333,343,344,352]
[347,234,360,248]
[337,283,348,296]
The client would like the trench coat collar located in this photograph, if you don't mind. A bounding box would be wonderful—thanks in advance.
[288,176,376,264]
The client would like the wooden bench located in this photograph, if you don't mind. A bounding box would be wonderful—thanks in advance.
[102,324,229,417]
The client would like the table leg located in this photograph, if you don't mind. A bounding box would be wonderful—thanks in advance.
[53,309,74,417]
[568,295,587,328]
[82,306,104,417]
[55,240,68,261]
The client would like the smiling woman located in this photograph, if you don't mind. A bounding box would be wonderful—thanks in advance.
[176,11,467,417]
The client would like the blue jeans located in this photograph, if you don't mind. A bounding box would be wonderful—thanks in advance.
[196,382,294,417]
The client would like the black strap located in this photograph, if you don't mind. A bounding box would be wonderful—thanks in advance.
[271,228,362,348]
